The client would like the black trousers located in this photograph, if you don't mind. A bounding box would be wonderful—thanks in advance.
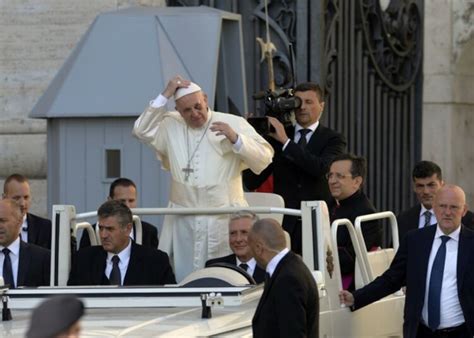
[417,322,470,338]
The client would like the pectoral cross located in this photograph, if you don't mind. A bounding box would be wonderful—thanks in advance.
[182,163,194,182]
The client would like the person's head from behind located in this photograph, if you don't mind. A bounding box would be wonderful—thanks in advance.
[97,200,132,254]
[433,184,467,235]
[2,173,31,216]
[294,82,325,128]
[412,161,444,209]
[327,153,366,202]
[27,295,84,338]
[248,218,287,269]
[108,178,138,209]
[0,199,22,247]
[174,82,209,129]
[228,211,259,263]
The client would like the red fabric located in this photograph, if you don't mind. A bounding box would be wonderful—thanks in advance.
[254,175,274,193]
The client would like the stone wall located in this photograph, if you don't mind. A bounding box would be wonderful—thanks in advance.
[2,0,473,214]
[423,0,474,206]
[0,0,166,217]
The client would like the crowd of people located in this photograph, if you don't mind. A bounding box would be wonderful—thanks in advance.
[2,76,473,337]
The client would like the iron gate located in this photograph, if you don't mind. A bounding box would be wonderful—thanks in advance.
[167,0,424,216]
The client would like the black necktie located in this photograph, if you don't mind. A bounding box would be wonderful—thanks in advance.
[109,255,121,286]
[239,263,249,272]
[423,211,431,227]
[297,129,311,147]
[428,235,450,330]
[2,248,14,288]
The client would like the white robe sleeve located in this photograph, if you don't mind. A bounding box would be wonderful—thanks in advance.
[132,105,182,171]
[230,117,274,174]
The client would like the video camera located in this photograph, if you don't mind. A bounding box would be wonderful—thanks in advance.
[248,88,302,135]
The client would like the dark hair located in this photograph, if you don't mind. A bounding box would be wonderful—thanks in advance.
[97,200,132,228]
[109,178,136,199]
[330,153,367,182]
[412,161,442,181]
[294,82,324,101]
[3,173,29,194]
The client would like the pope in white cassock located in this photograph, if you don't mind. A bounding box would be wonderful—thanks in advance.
[133,76,274,281]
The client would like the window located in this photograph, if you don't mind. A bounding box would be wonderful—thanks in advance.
[105,149,121,179]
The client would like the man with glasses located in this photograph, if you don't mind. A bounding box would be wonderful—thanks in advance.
[327,153,382,290]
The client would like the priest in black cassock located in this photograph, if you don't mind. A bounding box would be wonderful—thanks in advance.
[327,153,382,290]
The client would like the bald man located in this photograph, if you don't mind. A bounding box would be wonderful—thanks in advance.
[249,218,319,338]
[0,199,50,288]
[340,185,474,338]
[27,295,84,338]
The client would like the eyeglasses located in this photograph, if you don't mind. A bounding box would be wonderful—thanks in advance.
[325,172,353,180]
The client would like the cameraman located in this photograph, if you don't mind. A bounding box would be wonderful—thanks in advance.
[243,82,346,254]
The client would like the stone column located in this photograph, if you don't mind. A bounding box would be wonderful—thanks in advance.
[423,0,474,205]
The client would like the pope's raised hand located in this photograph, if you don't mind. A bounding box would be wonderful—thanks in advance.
[162,75,191,99]
[210,121,238,144]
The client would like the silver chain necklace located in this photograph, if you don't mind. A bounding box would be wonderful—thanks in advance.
[182,118,212,182]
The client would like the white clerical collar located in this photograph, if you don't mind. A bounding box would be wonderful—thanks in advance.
[266,248,290,277]
[236,257,257,270]
[295,120,319,134]
[107,239,132,264]
[0,236,21,257]
[435,224,461,242]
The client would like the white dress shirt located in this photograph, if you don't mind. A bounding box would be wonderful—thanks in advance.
[236,257,258,277]
[0,237,21,287]
[422,226,465,328]
[266,248,290,278]
[282,121,319,150]
[105,240,132,285]
[418,205,436,229]
[20,214,28,243]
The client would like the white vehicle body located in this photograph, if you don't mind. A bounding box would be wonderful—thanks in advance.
[1,200,404,337]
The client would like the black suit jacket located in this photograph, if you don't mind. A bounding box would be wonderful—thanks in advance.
[352,225,474,338]
[68,241,176,286]
[397,204,474,240]
[328,190,383,276]
[244,124,346,207]
[79,220,158,249]
[244,125,345,242]
[252,251,319,338]
[205,254,266,283]
[26,213,52,250]
[16,241,50,287]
